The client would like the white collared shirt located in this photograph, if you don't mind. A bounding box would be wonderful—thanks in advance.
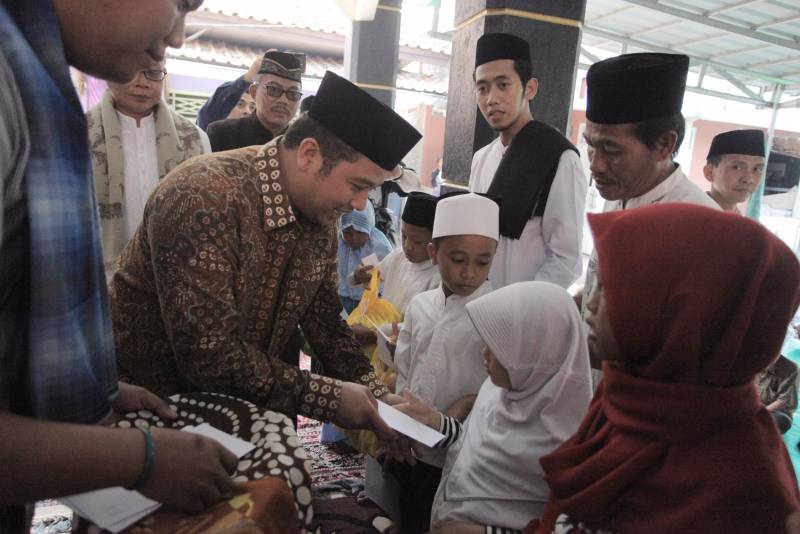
[470,137,587,289]
[378,248,441,315]
[394,281,492,467]
[119,112,159,243]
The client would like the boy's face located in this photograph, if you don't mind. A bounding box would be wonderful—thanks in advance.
[401,222,433,264]
[703,153,765,206]
[482,346,512,389]
[342,227,369,248]
[428,234,496,297]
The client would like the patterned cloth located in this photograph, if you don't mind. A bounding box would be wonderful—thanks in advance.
[75,392,313,533]
[110,137,388,421]
[0,0,117,424]
[87,91,207,269]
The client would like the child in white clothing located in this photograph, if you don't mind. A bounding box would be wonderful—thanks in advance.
[386,192,500,534]
[397,282,593,532]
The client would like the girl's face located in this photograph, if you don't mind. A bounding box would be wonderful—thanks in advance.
[483,346,512,389]
[342,227,369,248]
[584,278,622,362]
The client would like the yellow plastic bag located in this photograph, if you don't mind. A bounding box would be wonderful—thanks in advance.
[341,268,401,455]
[346,267,401,331]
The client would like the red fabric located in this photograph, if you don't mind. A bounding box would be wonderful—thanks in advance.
[538,204,800,533]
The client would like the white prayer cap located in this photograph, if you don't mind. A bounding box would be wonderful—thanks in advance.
[432,192,499,241]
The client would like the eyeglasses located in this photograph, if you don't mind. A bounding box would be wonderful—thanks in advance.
[141,69,167,82]
[258,83,303,102]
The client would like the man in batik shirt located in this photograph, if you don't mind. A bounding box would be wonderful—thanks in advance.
[110,71,421,425]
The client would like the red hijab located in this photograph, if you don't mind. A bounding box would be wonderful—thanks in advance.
[537,203,800,533]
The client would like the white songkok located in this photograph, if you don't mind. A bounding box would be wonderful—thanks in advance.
[432,193,499,241]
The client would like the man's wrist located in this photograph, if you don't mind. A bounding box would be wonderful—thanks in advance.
[299,374,343,422]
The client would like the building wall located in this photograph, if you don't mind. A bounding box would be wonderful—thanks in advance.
[419,105,446,187]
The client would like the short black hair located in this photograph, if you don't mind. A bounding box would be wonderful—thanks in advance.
[632,112,685,157]
[513,59,533,85]
[706,154,722,167]
[283,115,359,175]
[299,95,315,114]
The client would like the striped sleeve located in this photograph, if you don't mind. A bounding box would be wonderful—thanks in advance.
[486,526,523,534]
[434,414,463,448]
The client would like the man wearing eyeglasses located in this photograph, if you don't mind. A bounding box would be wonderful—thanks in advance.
[87,60,210,278]
[207,50,304,153]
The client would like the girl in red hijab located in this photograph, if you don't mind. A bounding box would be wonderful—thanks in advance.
[535,203,800,533]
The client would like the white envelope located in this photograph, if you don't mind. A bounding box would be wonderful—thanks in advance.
[377,400,445,448]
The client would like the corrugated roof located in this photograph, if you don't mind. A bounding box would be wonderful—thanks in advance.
[582,0,800,103]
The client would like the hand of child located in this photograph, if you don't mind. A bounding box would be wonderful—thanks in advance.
[350,324,377,347]
[375,435,420,466]
[353,264,374,285]
[386,322,399,357]
[141,428,238,514]
[444,394,477,423]
[429,521,486,534]
[393,389,440,430]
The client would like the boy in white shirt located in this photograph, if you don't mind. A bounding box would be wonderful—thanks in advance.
[387,192,499,533]
[352,192,441,348]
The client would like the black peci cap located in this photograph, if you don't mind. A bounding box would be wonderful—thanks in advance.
[308,71,422,171]
[475,33,531,68]
[586,53,689,124]
[707,129,765,159]
[401,192,438,231]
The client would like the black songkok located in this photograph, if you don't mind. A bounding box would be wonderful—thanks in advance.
[308,71,422,171]
[258,51,305,83]
[707,129,765,159]
[475,33,531,68]
[401,192,437,231]
[587,53,689,124]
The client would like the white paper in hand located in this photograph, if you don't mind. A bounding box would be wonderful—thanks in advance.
[361,253,380,268]
[377,400,445,448]
[183,423,255,458]
[63,423,254,533]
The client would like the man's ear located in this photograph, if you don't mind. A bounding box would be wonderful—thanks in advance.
[296,137,323,174]
[655,130,678,162]
[702,163,715,183]
[248,83,258,99]
[427,242,438,264]
[524,78,539,102]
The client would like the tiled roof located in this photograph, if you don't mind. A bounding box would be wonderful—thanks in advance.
[196,0,451,55]
[169,39,448,95]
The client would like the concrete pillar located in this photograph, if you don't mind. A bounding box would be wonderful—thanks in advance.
[443,0,587,185]
[344,0,402,108]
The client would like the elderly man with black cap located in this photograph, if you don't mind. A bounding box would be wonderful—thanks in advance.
[207,50,304,152]
[109,71,421,434]
[703,129,766,213]
[579,53,719,375]
[469,33,587,290]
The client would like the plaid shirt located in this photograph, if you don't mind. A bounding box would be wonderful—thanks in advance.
[0,0,117,424]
